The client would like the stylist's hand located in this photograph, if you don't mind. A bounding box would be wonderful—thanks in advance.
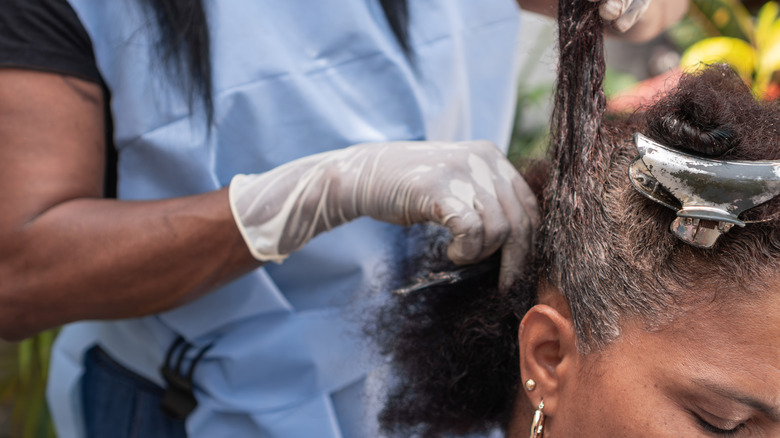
[589,0,651,32]
[229,141,539,291]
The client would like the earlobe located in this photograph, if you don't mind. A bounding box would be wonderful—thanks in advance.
[518,303,578,416]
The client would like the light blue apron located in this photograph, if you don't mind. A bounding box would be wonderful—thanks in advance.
[48,1,522,436]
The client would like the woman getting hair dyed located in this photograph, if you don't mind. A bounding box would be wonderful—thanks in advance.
[0,0,691,434]
[373,0,780,437]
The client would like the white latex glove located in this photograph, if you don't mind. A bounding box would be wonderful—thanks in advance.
[229,141,539,291]
[589,0,652,32]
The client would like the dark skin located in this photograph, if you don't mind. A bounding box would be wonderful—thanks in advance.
[0,70,258,340]
[0,1,685,342]
[509,279,780,437]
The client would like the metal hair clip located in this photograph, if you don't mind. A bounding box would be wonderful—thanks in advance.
[391,261,498,296]
[629,133,780,248]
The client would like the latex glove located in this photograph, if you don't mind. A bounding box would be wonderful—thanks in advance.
[229,141,539,291]
[589,0,652,33]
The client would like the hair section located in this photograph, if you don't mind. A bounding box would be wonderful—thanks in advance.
[373,1,780,437]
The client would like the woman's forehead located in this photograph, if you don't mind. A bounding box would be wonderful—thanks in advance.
[626,283,778,356]
[596,290,780,407]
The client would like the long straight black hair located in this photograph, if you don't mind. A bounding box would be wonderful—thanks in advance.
[141,0,411,123]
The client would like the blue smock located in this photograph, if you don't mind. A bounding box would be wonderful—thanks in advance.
[47,1,522,436]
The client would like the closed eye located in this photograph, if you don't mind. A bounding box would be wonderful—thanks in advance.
[694,413,746,437]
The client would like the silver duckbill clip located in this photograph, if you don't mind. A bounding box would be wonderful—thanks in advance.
[629,133,780,248]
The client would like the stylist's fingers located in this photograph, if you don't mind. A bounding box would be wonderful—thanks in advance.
[495,160,539,291]
[498,212,534,292]
[589,0,627,21]
[465,150,512,262]
[443,204,486,265]
[586,0,651,33]
[510,167,541,232]
[471,194,511,263]
[436,141,500,264]
[612,0,651,32]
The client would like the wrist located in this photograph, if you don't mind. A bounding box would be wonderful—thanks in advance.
[228,173,290,263]
[227,148,361,263]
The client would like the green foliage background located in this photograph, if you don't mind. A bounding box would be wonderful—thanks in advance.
[0,331,57,438]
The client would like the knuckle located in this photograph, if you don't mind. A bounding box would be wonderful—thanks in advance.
[501,222,512,240]
[459,211,484,233]
[493,218,511,242]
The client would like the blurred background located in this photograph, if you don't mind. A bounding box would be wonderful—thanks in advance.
[1,1,776,436]
[509,0,780,161]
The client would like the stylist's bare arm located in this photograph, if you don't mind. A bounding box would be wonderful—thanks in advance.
[0,69,259,341]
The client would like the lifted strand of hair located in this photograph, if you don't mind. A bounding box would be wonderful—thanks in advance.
[538,0,612,350]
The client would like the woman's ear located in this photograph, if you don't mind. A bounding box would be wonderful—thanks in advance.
[518,303,578,417]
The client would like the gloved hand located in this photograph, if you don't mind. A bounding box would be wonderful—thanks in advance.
[229,140,539,291]
[589,0,652,32]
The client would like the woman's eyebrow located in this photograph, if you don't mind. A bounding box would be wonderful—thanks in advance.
[693,378,780,422]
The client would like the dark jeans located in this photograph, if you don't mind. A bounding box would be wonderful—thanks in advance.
[81,345,187,438]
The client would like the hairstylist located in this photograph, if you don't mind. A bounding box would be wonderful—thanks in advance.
[0,0,686,436]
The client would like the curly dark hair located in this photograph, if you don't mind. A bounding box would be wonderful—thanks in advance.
[371,1,780,437]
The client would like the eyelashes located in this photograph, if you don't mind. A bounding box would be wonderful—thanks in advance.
[694,413,746,437]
